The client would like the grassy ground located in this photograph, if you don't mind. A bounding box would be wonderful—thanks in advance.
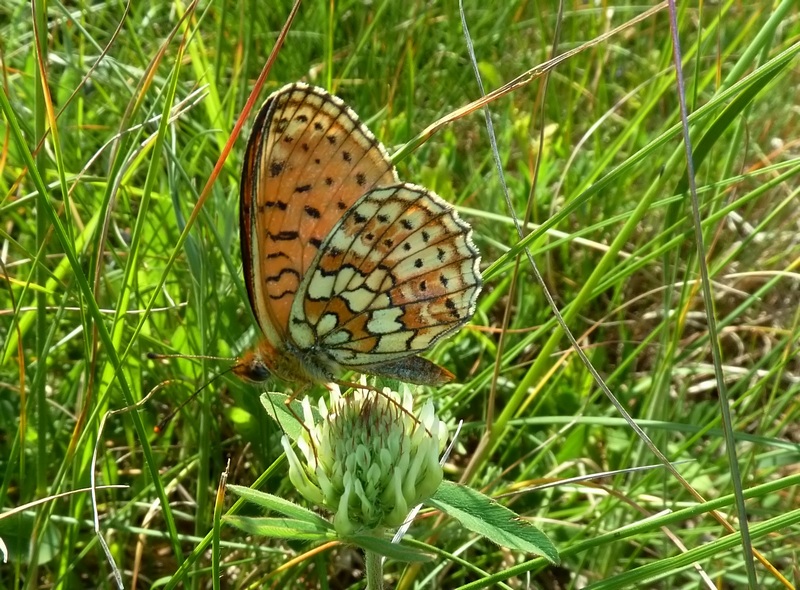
[2,0,800,588]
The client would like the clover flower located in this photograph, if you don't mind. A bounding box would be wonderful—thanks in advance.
[281,385,448,536]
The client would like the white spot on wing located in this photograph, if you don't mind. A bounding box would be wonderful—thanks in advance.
[324,329,350,345]
[373,330,424,352]
[366,307,404,334]
[409,330,437,350]
[372,293,391,309]
[348,200,380,223]
[291,320,315,348]
[347,238,373,260]
[333,266,357,294]
[328,231,355,252]
[341,287,375,313]
[365,268,388,291]
[344,269,368,292]
[317,313,338,335]
[307,271,335,300]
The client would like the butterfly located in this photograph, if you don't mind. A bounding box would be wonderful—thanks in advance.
[233,83,481,390]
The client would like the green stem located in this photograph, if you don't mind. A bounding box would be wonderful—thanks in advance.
[31,0,49,582]
[365,550,384,590]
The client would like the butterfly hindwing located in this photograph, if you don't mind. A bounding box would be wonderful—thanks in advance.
[289,183,482,368]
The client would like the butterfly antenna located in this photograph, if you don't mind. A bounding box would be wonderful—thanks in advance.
[147,351,235,362]
[154,366,235,434]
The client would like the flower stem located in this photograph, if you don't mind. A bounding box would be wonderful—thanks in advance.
[365,550,383,590]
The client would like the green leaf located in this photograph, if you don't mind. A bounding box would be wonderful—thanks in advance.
[0,514,61,565]
[677,55,792,196]
[428,481,559,564]
[346,534,434,563]
[224,516,331,541]
[226,484,332,530]
[260,392,317,442]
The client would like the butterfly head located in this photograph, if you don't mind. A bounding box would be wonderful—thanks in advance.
[232,348,272,383]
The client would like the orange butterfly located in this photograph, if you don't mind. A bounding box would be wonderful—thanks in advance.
[234,83,481,389]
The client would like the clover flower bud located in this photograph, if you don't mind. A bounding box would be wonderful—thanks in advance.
[281,385,448,536]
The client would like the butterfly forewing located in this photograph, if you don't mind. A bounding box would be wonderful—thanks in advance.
[290,184,481,368]
[241,83,399,343]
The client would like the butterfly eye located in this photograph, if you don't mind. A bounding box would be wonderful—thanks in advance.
[233,351,271,383]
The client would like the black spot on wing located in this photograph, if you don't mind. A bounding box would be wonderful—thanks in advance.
[262,200,288,211]
[445,297,459,319]
[268,230,299,241]
[269,161,285,177]
[268,288,296,300]
[314,262,362,279]
[265,267,301,283]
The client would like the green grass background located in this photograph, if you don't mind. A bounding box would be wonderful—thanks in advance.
[2,0,799,588]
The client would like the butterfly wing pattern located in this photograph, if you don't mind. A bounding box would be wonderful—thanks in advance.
[236,82,481,387]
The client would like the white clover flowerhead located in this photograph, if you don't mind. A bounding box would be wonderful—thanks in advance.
[281,385,448,537]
